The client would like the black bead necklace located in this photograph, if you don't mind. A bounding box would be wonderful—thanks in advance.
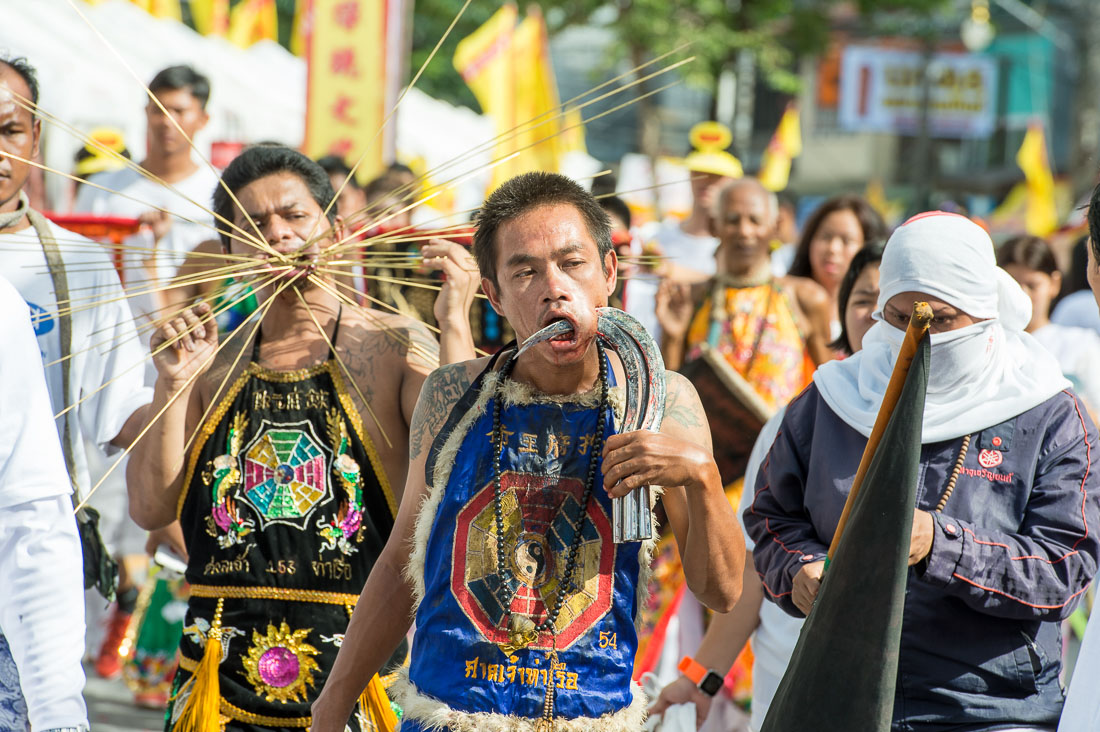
[490,341,609,641]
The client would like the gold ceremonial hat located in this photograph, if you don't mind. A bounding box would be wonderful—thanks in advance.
[684,121,743,179]
[74,127,130,177]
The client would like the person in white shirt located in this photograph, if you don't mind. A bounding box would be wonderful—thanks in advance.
[1058,183,1100,732]
[74,64,219,329]
[0,55,153,684]
[0,272,89,732]
[997,235,1100,415]
[625,121,743,340]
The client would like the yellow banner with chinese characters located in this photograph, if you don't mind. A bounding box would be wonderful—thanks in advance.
[303,0,389,182]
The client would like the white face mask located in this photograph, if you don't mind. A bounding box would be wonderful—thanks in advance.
[879,320,999,395]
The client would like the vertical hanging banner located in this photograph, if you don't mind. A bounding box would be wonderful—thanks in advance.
[303,0,406,182]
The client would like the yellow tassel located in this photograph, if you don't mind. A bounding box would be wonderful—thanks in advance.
[357,673,398,732]
[173,598,225,732]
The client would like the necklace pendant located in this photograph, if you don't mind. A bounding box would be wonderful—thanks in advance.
[499,614,538,655]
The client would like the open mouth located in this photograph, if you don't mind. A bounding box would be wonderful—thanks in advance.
[542,315,579,347]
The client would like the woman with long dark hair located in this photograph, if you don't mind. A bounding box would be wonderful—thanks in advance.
[786,195,886,338]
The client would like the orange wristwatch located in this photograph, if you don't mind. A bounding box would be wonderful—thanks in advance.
[678,655,724,697]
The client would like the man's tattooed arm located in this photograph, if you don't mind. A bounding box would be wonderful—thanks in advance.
[408,361,475,461]
[663,371,704,430]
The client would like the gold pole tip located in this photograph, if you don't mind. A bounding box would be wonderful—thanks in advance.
[911,301,934,328]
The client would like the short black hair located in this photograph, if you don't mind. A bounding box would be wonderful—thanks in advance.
[213,145,336,248]
[996,235,1058,276]
[829,240,885,355]
[148,65,210,109]
[1089,182,1100,269]
[0,56,39,112]
[315,155,361,190]
[473,172,612,286]
[788,194,886,280]
[598,195,632,230]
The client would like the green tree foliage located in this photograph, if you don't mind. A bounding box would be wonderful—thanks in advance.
[408,0,949,109]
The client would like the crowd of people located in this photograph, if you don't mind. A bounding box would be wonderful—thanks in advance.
[2,51,1100,732]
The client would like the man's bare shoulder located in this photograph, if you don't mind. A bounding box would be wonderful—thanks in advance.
[660,371,712,449]
[779,274,830,313]
[198,333,255,405]
[342,308,440,367]
[408,356,489,460]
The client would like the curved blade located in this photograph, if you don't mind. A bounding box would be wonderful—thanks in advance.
[596,307,666,433]
[515,319,574,357]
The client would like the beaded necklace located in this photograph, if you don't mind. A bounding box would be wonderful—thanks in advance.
[489,343,609,731]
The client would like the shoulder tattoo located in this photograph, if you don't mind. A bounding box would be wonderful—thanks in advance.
[409,362,473,460]
[664,372,704,429]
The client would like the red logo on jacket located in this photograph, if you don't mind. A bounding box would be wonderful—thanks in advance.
[978,449,1003,468]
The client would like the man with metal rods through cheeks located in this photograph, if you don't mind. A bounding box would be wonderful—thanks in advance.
[127,146,457,730]
[312,172,745,731]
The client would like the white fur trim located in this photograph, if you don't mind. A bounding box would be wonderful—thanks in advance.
[391,667,649,732]
[404,372,501,609]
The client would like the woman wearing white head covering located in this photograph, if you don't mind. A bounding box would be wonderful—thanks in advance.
[744,212,1100,732]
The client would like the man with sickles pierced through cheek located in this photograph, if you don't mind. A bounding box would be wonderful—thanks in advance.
[0,54,154,730]
[312,171,744,732]
[128,145,476,730]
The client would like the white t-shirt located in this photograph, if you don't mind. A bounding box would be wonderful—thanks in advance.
[739,407,803,732]
[0,218,153,498]
[1060,603,1100,732]
[74,164,221,324]
[1032,324,1100,414]
[1051,290,1100,336]
[0,273,87,729]
[624,218,719,341]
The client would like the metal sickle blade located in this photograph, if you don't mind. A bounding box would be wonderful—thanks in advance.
[595,307,667,543]
[596,307,666,433]
[515,319,574,357]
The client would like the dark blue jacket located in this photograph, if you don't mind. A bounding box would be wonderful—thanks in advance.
[744,385,1100,731]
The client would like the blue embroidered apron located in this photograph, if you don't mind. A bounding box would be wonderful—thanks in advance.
[404,357,642,726]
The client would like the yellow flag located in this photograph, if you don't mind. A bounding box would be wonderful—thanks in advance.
[759,104,801,192]
[1016,123,1058,236]
[454,5,520,189]
[228,0,279,48]
[455,6,574,192]
[290,0,311,57]
[131,0,181,20]
[511,10,563,177]
[191,0,230,36]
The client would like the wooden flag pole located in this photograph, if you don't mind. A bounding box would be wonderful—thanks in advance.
[827,302,934,560]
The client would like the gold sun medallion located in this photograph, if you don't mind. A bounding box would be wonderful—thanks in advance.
[241,621,321,703]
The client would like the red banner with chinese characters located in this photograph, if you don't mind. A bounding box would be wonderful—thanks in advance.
[303,0,405,182]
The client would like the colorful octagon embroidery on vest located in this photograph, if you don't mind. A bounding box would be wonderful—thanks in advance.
[452,470,616,651]
[240,419,332,528]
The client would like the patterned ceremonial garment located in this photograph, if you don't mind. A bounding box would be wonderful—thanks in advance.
[395,359,652,732]
[685,281,813,412]
[170,326,398,730]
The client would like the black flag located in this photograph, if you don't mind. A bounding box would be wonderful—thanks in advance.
[761,333,930,732]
